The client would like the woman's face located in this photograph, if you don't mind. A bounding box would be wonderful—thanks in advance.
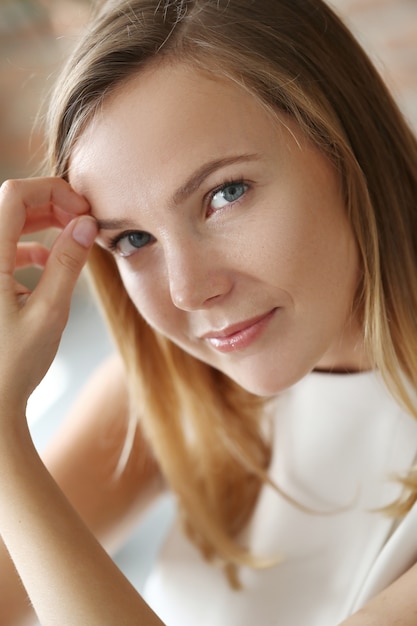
[70,62,368,395]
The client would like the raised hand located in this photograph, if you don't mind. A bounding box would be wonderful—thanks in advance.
[0,178,163,625]
[0,176,98,414]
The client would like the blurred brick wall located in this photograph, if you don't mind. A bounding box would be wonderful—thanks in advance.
[0,0,416,182]
[333,0,417,131]
[0,0,92,181]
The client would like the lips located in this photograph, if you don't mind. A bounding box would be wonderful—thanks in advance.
[201,308,277,353]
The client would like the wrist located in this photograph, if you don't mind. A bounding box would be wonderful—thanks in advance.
[0,409,33,458]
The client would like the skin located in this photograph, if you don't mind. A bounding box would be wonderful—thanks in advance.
[0,60,416,625]
[0,353,162,626]
[0,179,164,625]
[70,61,370,396]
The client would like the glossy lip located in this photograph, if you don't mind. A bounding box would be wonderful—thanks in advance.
[201,308,277,353]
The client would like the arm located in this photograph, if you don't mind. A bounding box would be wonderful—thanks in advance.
[41,354,164,554]
[340,562,417,625]
[0,178,165,625]
[0,354,164,625]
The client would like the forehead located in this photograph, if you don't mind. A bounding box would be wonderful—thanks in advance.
[69,62,297,208]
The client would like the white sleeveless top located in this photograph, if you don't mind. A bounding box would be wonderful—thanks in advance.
[144,371,417,625]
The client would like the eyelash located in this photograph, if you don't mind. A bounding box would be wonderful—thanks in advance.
[106,178,249,256]
[107,231,154,255]
[107,233,123,253]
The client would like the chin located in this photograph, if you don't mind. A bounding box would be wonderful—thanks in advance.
[226,365,313,398]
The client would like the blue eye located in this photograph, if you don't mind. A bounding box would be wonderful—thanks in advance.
[210,181,248,211]
[111,231,154,257]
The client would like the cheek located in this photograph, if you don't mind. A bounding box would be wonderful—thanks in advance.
[301,224,360,327]
[263,192,358,315]
[246,202,316,289]
[118,264,180,334]
[118,264,158,315]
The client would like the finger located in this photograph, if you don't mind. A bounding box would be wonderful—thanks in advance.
[0,178,90,259]
[30,216,98,323]
[16,243,50,270]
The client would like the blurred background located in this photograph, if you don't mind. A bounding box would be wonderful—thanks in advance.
[2,0,416,441]
[0,0,416,605]
[1,0,416,185]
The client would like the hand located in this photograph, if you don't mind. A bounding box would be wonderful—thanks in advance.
[0,177,98,415]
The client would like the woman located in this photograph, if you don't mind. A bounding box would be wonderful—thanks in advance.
[1,0,417,623]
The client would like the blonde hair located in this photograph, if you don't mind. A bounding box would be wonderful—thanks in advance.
[46,0,417,582]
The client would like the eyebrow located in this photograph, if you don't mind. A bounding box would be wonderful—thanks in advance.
[96,217,138,231]
[172,153,259,205]
[96,153,259,231]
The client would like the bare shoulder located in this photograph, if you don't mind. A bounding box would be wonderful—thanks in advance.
[42,353,164,551]
[340,561,417,625]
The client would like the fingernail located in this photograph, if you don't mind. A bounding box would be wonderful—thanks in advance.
[72,217,98,248]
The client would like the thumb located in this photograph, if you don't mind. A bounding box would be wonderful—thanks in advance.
[33,216,98,317]
[71,216,99,249]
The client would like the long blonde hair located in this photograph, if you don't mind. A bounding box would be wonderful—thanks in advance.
[46,0,417,582]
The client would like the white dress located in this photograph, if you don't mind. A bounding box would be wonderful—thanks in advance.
[143,371,417,625]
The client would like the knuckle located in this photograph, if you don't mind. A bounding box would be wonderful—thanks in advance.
[56,250,81,273]
[0,178,23,199]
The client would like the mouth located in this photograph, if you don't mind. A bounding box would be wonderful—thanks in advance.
[201,308,278,353]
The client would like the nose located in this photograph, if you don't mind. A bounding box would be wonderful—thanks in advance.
[165,236,233,311]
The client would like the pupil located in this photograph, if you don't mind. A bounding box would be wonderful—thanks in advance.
[225,184,241,201]
[128,232,147,247]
